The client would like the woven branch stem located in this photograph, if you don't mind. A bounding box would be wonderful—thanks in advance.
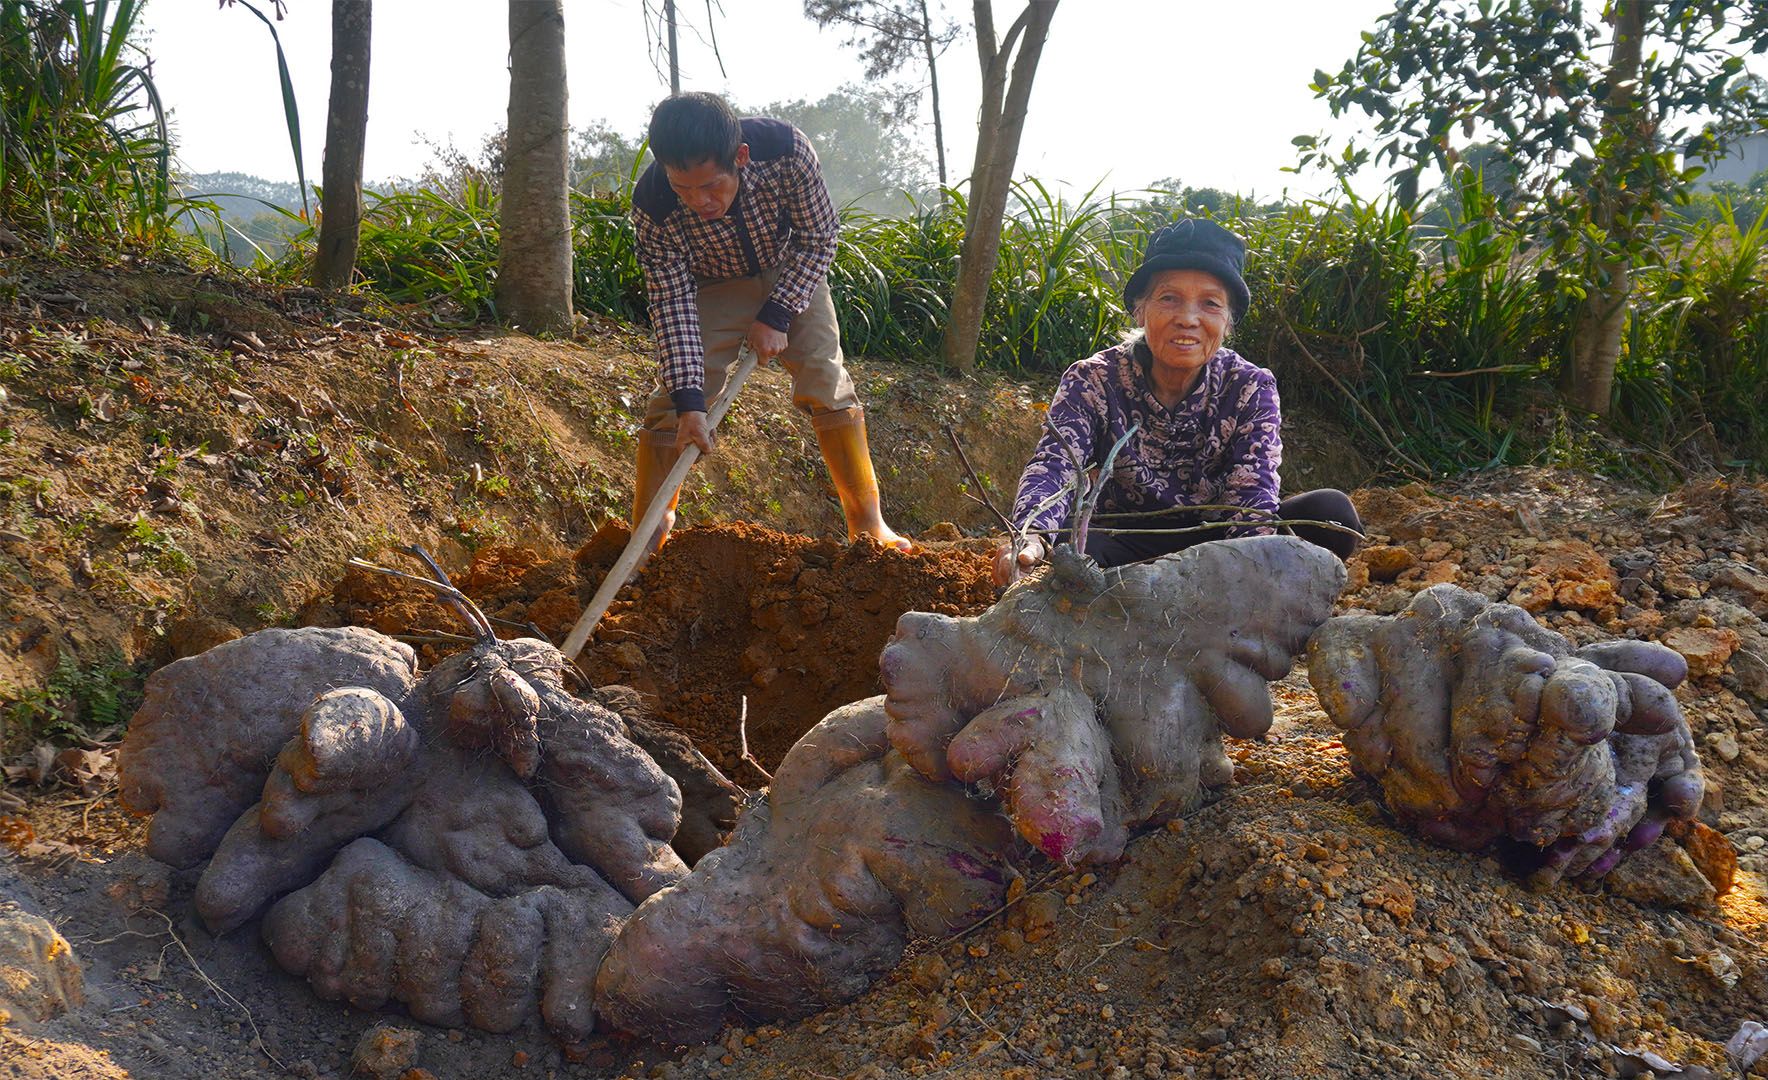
[945,424,1015,535]
[1046,517,1364,540]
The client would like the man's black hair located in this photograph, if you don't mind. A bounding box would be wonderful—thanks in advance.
[648,93,744,172]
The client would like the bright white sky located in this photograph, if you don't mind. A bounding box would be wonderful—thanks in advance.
[139,0,1400,200]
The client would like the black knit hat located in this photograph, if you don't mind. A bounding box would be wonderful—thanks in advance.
[1122,218,1250,320]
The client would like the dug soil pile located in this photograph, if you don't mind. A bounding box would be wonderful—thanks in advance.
[4,472,1768,1080]
[296,521,1001,778]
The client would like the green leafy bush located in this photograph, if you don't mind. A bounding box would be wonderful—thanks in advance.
[3,652,141,748]
[0,0,168,244]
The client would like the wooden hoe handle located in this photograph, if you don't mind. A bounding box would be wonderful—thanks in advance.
[559,343,763,659]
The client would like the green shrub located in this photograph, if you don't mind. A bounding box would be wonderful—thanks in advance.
[3,651,141,748]
[1619,205,1768,467]
[0,0,168,245]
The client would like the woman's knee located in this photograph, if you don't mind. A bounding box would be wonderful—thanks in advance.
[1279,489,1363,560]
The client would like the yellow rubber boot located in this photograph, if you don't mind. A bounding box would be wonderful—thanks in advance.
[811,406,911,551]
[632,428,682,559]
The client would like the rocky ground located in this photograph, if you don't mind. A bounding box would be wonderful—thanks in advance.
[2,252,1767,1080]
[5,472,1768,1080]
[633,472,1768,1080]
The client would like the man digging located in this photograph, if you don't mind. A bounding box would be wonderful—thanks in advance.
[629,91,910,554]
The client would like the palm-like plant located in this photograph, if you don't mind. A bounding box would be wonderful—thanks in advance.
[0,0,168,245]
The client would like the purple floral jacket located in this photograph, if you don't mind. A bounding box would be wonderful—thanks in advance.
[1009,341,1283,538]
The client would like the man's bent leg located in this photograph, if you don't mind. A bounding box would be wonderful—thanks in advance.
[632,276,766,560]
[782,281,909,550]
[631,429,683,560]
[639,275,764,434]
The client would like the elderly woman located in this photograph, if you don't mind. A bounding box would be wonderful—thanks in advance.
[995,219,1362,586]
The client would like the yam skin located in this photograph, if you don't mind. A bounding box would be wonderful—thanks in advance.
[120,632,692,1043]
[117,627,419,868]
[880,535,1349,864]
[1306,584,1704,882]
[596,682,747,865]
[593,697,1018,1045]
[195,687,421,933]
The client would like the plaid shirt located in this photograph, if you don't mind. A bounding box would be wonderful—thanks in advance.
[631,119,840,414]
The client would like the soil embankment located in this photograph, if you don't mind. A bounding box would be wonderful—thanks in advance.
[3,253,1767,1080]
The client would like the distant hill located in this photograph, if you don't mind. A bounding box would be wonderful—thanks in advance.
[173,172,312,264]
[176,172,311,221]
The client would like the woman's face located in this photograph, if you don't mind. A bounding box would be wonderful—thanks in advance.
[1137,268,1230,384]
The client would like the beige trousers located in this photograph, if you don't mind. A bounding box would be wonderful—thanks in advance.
[641,265,859,431]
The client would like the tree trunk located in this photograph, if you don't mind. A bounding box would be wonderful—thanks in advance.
[313,0,371,291]
[1564,0,1645,416]
[941,0,1057,372]
[665,0,680,95]
[919,0,947,190]
[498,0,574,334]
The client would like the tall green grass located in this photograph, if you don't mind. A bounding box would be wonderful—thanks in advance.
[834,180,1156,370]
[1620,204,1768,469]
[285,166,1760,475]
[0,0,168,245]
[1233,179,1579,475]
[267,183,647,326]
[352,179,502,319]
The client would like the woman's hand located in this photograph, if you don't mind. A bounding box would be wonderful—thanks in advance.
[992,535,1045,587]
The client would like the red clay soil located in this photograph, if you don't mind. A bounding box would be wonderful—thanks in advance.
[297,522,1000,779]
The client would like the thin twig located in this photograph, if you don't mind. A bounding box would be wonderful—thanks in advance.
[737,696,773,785]
[957,992,1033,1064]
[1058,433,1092,544]
[143,909,288,1073]
[1076,932,1169,974]
[49,785,116,811]
[74,927,167,946]
[946,868,1062,944]
[346,555,494,644]
[944,425,1015,534]
[82,786,114,833]
[390,632,480,646]
[406,545,496,641]
[1275,309,1430,477]
[1088,502,1282,520]
[1073,423,1138,554]
[1065,516,1365,540]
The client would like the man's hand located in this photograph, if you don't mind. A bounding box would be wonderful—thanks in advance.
[992,535,1045,588]
[675,411,713,454]
[747,321,788,361]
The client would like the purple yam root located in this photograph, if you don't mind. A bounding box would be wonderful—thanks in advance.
[123,631,696,1043]
[1306,584,1704,885]
[118,627,418,868]
[882,535,1347,864]
[594,697,1017,1044]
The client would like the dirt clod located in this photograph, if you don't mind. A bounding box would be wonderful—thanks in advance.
[0,900,83,1026]
[350,1024,422,1080]
[1663,625,1742,678]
